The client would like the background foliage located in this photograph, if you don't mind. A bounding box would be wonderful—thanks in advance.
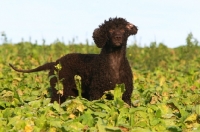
[0,33,200,131]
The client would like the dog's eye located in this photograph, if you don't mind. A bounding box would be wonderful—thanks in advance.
[109,29,114,33]
[120,29,125,32]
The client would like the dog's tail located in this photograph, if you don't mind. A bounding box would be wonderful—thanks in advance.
[9,62,55,73]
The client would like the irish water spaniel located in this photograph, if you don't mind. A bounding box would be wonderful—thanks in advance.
[9,17,138,105]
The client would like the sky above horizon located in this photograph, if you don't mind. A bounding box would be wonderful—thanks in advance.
[0,0,200,48]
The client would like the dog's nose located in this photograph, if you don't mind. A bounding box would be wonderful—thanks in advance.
[115,32,122,38]
[115,36,122,40]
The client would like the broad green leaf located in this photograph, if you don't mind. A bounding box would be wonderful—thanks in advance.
[28,100,41,108]
[79,111,94,127]
[62,122,84,131]
[35,115,47,128]
[105,126,122,132]
[93,112,107,118]
[94,103,111,112]
[97,117,107,132]
[13,87,22,103]
[49,120,62,128]
[0,101,6,108]
[11,98,21,106]
[114,84,125,101]
[195,105,200,115]
[52,101,64,113]
[117,107,129,125]
[131,127,151,132]
[42,98,51,106]
[2,108,13,118]
[7,115,22,126]
[150,118,160,126]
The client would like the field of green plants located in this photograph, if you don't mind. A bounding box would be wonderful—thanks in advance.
[0,33,200,132]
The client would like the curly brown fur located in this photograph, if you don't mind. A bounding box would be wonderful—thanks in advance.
[9,17,138,105]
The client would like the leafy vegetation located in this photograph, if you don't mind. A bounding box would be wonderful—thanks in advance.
[0,33,200,131]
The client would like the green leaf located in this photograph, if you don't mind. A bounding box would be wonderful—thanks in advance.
[114,84,125,101]
[0,101,6,108]
[28,100,41,108]
[97,117,107,132]
[195,105,200,115]
[94,103,111,112]
[155,109,162,118]
[42,98,51,106]
[7,115,22,126]
[105,126,122,132]
[13,87,22,103]
[131,127,151,132]
[62,121,85,131]
[79,111,94,127]
[48,74,56,81]
[117,107,129,126]
[52,101,61,112]
[11,98,21,106]
[49,120,62,128]
[2,108,13,118]
[35,115,47,128]
[150,118,160,126]
[93,112,107,118]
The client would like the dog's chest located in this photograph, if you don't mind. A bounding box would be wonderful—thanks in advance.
[109,54,122,82]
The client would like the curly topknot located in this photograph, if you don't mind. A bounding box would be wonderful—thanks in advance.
[93,17,137,48]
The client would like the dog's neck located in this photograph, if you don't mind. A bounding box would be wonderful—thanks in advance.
[101,43,127,83]
[101,42,126,55]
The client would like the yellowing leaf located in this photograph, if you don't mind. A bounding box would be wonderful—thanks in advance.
[17,89,23,96]
[57,90,63,96]
[66,99,85,113]
[184,114,198,129]
[77,104,85,112]
[157,103,173,118]
[185,114,197,123]
[24,121,34,132]
[150,95,158,104]
[159,76,165,86]
[69,114,76,119]
[55,63,62,70]
[49,127,57,132]
[24,124,33,132]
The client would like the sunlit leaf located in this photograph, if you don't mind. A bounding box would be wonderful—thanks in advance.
[114,84,125,100]
[79,111,94,126]
[97,117,107,132]
[95,103,111,112]
[159,76,166,86]
[50,120,62,128]
[28,100,41,108]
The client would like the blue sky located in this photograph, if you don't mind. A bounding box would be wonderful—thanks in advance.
[0,0,200,48]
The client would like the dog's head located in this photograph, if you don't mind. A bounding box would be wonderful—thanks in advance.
[93,17,138,48]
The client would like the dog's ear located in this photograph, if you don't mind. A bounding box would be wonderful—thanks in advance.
[92,28,107,48]
[126,22,138,35]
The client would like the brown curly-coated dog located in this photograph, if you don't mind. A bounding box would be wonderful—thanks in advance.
[9,17,138,105]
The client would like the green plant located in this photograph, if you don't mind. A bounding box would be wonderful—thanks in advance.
[49,63,64,105]
[1,33,200,131]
